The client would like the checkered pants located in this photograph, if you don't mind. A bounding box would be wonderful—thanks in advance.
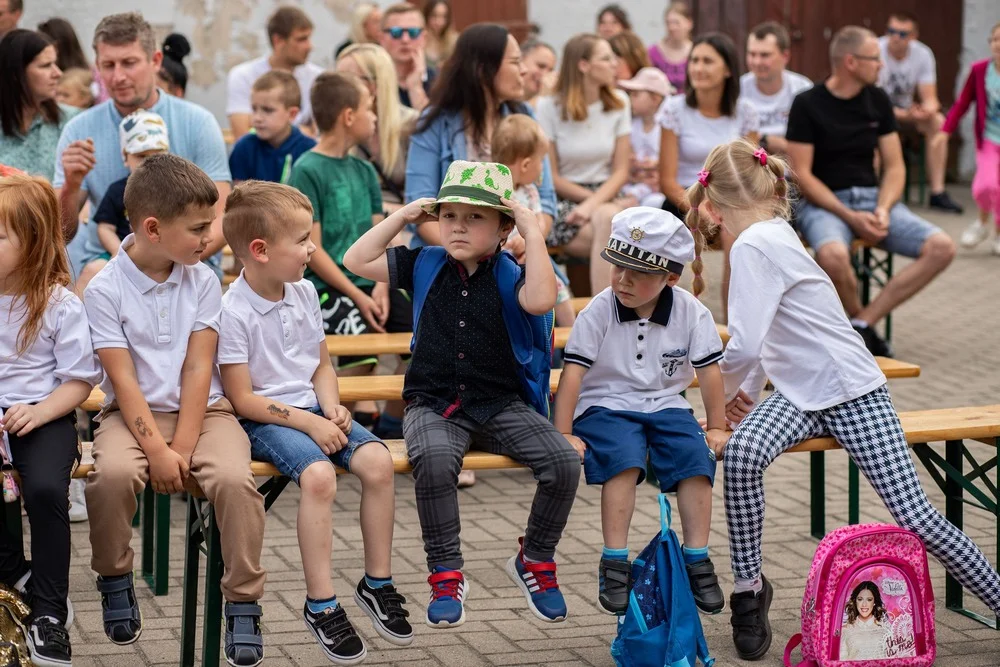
[724,385,1000,614]
[404,400,581,571]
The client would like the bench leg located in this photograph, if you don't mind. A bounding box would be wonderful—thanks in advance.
[849,459,860,525]
[180,497,202,667]
[140,487,170,596]
[201,505,224,667]
[944,439,965,612]
[141,485,154,580]
[810,451,825,539]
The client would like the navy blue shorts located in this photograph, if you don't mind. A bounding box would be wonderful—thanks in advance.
[573,406,717,492]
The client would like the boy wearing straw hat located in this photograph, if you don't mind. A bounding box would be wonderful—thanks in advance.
[345,160,581,629]
[553,207,729,617]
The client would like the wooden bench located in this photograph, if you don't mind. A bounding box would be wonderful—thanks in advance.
[97,402,995,666]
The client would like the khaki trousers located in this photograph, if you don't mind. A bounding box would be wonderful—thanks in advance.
[86,398,266,601]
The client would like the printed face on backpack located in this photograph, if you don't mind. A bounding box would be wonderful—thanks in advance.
[836,567,919,661]
[438,203,509,265]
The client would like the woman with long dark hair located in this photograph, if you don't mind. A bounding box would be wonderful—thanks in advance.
[37,17,107,105]
[423,0,458,71]
[840,581,891,659]
[406,22,556,247]
[0,29,78,182]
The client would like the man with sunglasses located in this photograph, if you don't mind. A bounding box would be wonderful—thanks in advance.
[878,11,963,214]
[379,3,436,111]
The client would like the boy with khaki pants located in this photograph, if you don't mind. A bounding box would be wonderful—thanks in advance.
[84,154,267,667]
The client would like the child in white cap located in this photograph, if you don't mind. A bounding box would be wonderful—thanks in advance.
[94,110,170,260]
[553,205,728,616]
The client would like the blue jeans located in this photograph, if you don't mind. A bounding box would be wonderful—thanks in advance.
[795,186,942,258]
[242,406,382,483]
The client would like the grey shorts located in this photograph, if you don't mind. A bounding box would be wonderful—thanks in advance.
[794,186,942,258]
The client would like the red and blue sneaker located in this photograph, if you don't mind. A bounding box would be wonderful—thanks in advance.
[425,567,468,628]
[505,537,567,623]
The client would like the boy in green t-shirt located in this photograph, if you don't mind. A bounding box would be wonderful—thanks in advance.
[289,72,412,376]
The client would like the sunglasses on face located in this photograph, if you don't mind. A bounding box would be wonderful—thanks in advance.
[887,28,911,38]
[384,27,423,40]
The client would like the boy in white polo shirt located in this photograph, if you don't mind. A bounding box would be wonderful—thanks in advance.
[218,181,412,664]
[553,207,729,616]
[83,154,267,667]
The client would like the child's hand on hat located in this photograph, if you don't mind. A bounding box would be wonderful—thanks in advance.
[401,198,438,225]
[501,197,542,240]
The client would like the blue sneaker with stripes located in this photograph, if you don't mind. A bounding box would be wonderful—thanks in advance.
[505,537,567,623]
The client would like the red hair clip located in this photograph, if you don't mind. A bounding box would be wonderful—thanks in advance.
[753,146,768,165]
[697,169,711,188]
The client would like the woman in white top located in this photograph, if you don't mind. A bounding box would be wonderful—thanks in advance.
[839,581,891,660]
[0,175,101,662]
[684,139,1000,662]
[536,33,632,293]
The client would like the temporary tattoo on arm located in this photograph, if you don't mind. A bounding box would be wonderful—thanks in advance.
[134,417,153,438]
[267,404,291,420]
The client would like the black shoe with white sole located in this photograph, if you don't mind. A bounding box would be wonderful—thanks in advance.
[354,578,414,646]
[15,566,74,627]
[302,603,366,666]
[26,616,72,667]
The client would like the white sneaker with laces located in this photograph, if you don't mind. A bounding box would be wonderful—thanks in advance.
[960,219,991,248]
[67,479,88,523]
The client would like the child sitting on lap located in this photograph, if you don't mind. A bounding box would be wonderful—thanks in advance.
[219,181,412,664]
[553,206,728,616]
[344,160,581,628]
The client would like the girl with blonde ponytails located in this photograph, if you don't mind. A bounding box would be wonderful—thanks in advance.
[687,138,1000,662]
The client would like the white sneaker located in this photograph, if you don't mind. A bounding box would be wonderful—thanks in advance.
[67,479,88,523]
[960,219,991,248]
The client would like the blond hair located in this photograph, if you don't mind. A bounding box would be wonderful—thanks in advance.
[337,43,408,174]
[554,33,625,122]
[491,114,547,167]
[684,138,791,297]
[0,175,70,356]
[348,3,380,44]
[58,68,95,108]
[223,181,313,260]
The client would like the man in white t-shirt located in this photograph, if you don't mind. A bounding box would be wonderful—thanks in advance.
[877,12,963,213]
[226,6,323,141]
[739,21,812,155]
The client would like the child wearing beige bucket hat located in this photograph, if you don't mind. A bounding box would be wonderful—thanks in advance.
[344,159,582,628]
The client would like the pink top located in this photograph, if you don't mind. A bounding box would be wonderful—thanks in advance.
[942,59,991,148]
[648,43,687,92]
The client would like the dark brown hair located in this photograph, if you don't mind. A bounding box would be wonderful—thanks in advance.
[597,4,632,31]
[124,153,219,226]
[36,18,90,71]
[0,30,61,138]
[223,181,313,259]
[845,581,887,625]
[888,11,919,30]
[609,31,651,78]
[311,71,364,133]
[749,21,791,52]
[686,32,741,116]
[252,70,301,109]
[267,6,313,46]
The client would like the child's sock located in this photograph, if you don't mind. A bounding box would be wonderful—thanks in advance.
[306,595,339,614]
[602,546,630,561]
[682,545,709,565]
[850,318,869,329]
[734,577,763,595]
[364,574,393,590]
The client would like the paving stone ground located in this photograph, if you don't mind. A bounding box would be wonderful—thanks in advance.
[47,188,1000,665]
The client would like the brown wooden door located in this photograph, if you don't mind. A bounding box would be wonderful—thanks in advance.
[449,0,531,42]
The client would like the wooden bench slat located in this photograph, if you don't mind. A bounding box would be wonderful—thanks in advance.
[79,357,918,412]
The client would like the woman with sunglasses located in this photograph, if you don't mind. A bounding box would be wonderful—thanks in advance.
[379,3,435,111]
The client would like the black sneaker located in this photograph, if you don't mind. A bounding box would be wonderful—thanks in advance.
[302,603,366,666]
[852,324,893,358]
[929,191,964,214]
[26,616,72,667]
[730,575,774,661]
[686,558,725,614]
[354,578,414,646]
[14,565,74,627]
[597,557,631,615]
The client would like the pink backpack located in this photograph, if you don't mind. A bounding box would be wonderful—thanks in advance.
[783,523,936,666]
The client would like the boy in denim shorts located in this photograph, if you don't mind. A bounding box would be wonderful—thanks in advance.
[218,181,412,664]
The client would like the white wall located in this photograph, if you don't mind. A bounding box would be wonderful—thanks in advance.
[21,0,357,123]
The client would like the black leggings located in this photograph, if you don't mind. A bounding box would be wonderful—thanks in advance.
[1,413,78,621]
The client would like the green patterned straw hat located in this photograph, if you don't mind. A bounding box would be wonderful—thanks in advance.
[421,160,515,216]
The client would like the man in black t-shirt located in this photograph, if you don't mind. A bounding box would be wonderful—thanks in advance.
[785,25,954,358]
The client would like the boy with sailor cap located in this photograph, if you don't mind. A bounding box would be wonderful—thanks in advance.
[553,206,730,617]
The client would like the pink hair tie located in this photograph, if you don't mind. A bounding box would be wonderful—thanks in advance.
[696,169,711,188]
[753,146,768,165]
[777,175,786,181]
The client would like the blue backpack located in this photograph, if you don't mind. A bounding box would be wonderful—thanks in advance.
[410,246,555,418]
[611,494,715,667]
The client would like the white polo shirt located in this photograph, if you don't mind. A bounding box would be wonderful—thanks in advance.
[564,286,724,420]
[84,235,225,412]
[1,286,102,408]
[218,274,326,408]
